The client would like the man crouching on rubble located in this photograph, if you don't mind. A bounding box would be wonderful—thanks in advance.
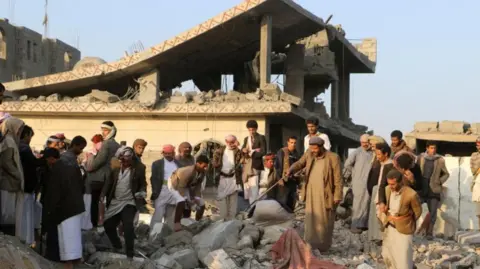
[100,146,147,259]
[169,155,209,231]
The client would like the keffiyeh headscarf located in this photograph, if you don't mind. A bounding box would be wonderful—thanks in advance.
[101,121,117,140]
[0,112,11,125]
[115,146,134,159]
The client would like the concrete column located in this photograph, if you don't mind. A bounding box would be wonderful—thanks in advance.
[303,87,317,111]
[338,71,350,121]
[330,79,339,119]
[259,15,272,87]
[137,69,161,107]
[285,44,305,99]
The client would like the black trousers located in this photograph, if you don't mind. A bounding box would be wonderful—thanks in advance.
[45,223,60,262]
[104,205,137,258]
[90,183,104,227]
[426,197,440,230]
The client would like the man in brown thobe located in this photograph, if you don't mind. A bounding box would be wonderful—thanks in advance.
[288,136,342,251]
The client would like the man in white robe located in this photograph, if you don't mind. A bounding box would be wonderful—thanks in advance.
[212,135,242,220]
[343,134,373,233]
[150,144,180,228]
[241,120,266,204]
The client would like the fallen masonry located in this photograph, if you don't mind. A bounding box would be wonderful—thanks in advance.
[4,212,480,268]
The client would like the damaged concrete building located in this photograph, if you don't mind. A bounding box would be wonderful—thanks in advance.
[1,0,376,167]
[0,18,81,82]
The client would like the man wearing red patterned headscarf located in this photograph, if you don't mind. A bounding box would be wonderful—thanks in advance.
[149,144,181,229]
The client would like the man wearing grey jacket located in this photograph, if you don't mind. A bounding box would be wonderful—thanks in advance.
[87,121,120,227]
[417,140,450,239]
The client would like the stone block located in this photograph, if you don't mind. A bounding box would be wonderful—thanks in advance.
[137,70,160,107]
[439,121,466,134]
[414,121,438,132]
[170,95,188,103]
[456,231,480,244]
[471,123,480,134]
[46,93,61,102]
[239,224,261,243]
[149,223,173,243]
[245,93,260,101]
[36,95,46,101]
[193,94,206,105]
[236,235,253,249]
[19,95,28,101]
[280,92,304,106]
[202,249,239,269]
[90,89,119,103]
[262,225,287,243]
[193,220,243,260]
[459,157,477,230]
[171,248,199,268]
[154,254,182,269]
[434,157,461,237]
[260,83,281,96]
[164,230,193,248]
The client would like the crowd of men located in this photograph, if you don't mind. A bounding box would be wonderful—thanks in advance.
[1,82,480,269]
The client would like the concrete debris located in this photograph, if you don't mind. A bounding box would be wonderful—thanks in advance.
[90,89,119,103]
[46,93,61,102]
[439,120,468,134]
[280,92,304,106]
[260,83,281,96]
[414,121,439,132]
[5,200,480,269]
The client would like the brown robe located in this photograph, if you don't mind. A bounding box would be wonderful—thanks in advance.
[289,150,342,251]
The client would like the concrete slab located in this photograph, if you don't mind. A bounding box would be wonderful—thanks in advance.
[456,231,480,245]
[459,157,477,230]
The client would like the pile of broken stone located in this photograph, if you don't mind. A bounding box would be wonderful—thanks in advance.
[10,86,303,107]
[2,216,480,268]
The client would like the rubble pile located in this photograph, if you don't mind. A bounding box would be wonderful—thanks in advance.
[10,87,303,107]
[3,208,480,268]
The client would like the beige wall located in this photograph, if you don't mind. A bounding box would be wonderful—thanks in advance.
[22,114,266,156]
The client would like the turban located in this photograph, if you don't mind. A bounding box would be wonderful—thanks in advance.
[360,134,370,143]
[101,121,115,130]
[225,135,237,142]
[91,134,103,144]
[47,135,60,143]
[133,138,148,147]
[162,144,175,153]
[115,146,134,158]
[309,136,324,146]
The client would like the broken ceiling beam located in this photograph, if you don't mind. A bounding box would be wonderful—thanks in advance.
[280,92,303,107]
[137,70,160,107]
[90,90,119,103]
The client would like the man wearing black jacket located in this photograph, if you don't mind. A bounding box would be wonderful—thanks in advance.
[274,136,300,212]
[18,125,41,246]
[241,120,267,204]
[44,136,86,269]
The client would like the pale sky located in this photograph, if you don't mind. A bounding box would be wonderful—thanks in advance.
[1,0,478,140]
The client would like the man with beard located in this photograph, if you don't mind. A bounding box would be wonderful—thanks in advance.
[390,130,412,157]
[87,121,120,227]
[417,141,449,239]
[381,169,422,269]
[287,136,342,251]
[212,135,243,221]
[44,136,86,269]
[150,144,181,228]
[304,117,331,152]
[241,120,267,204]
[366,143,394,242]
[274,136,300,212]
[343,134,373,233]
[169,155,209,231]
[471,137,480,230]
[100,146,146,260]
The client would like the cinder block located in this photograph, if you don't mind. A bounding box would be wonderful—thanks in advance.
[414,121,438,132]
[439,121,466,134]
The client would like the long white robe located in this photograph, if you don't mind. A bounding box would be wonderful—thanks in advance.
[58,213,83,261]
[19,193,35,245]
[343,147,373,229]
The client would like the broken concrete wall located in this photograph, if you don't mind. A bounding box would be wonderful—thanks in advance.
[432,157,476,238]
